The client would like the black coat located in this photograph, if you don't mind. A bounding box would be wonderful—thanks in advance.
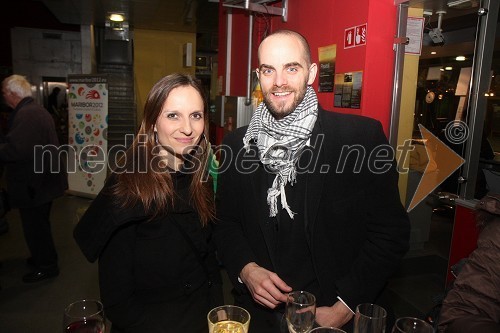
[0,97,67,208]
[74,174,223,333]
[214,107,410,322]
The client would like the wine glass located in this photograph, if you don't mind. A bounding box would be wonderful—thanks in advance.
[286,291,316,333]
[63,299,105,333]
[310,327,347,333]
[354,303,387,333]
[391,317,433,333]
[207,305,251,333]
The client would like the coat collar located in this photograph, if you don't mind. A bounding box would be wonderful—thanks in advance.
[303,108,328,231]
[15,97,34,111]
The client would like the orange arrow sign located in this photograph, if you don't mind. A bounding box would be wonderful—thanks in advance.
[407,124,465,212]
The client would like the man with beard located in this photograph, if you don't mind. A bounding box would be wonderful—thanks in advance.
[214,30,410,332]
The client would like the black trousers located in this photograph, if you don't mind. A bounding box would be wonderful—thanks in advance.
[19,201,58,270]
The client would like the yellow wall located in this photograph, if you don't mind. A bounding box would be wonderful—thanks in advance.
[397,7,423,204]
[134,29,196,125]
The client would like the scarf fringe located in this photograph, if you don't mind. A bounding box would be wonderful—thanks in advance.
[246,87,318,220]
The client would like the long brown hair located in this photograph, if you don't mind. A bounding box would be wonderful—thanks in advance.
[112,73,214,224]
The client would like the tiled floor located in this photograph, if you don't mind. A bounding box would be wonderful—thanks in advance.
[0,194,453,333]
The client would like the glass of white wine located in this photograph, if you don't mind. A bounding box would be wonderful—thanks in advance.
[207,305,251,333]
[286,291,316,333]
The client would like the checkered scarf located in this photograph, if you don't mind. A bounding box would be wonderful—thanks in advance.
[243,86,318,219]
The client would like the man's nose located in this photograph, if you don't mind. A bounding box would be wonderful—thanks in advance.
[274,71,287,87]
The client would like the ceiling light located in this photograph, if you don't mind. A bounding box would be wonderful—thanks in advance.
[448,0,470,6]
[109,13,124,22]
[447,0,479,9]
[445,66,453,70]
[456,56,466,61]
[431,51,437,55]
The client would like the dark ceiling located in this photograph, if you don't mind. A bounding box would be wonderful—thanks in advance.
[37,0,219,33]
[405,0,498,68]
[2,0,496,71]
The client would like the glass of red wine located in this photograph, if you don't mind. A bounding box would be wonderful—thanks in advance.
[63,299,105,333]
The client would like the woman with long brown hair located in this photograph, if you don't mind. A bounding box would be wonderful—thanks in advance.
[74,73,223,332]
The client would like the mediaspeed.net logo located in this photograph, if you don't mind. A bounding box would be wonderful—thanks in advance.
[31,121,468,212]
[407,121,466,212]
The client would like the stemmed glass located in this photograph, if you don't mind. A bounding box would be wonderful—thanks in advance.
[63,299,105,333]
[354,303,387,333]
[391,317,433,333]
[310,328,347,333]
[286,291,316,333]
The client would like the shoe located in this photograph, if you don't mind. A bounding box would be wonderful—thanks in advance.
[22,268,59,283]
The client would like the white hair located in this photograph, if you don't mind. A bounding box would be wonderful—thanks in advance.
[2,75,32,99]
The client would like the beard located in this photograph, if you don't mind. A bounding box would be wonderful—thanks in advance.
[263,84,308,119]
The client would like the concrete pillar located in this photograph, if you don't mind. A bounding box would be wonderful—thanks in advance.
[81,25,96,74]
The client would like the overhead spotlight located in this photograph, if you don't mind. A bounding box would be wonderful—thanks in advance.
[456,56,466,61]
[445,66,453,71]
[429,28,445,45]
[431,51,437,55]
[428,11,446,46]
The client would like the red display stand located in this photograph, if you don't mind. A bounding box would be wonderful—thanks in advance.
[446,200,480,284]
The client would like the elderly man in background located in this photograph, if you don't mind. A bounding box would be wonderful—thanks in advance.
[0,75,67,283]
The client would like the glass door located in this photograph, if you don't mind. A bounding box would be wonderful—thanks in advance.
[392,0,499,253]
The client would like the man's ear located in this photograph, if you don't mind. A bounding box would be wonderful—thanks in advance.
[307,63,318,85]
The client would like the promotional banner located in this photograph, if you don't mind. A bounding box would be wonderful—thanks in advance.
[67,75,108,198]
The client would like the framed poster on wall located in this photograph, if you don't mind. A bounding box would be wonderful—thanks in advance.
[334,71,363,109]
[318,44,336,92]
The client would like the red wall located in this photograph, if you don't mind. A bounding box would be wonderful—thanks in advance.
[363,0,397,131]
[218,0,396,135]
[217,5,253,97]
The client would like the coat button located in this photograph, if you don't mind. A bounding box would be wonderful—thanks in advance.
[184,283,192,289]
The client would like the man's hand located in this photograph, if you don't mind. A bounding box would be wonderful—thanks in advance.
[315,301,353,328]
[239,262,292,308]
